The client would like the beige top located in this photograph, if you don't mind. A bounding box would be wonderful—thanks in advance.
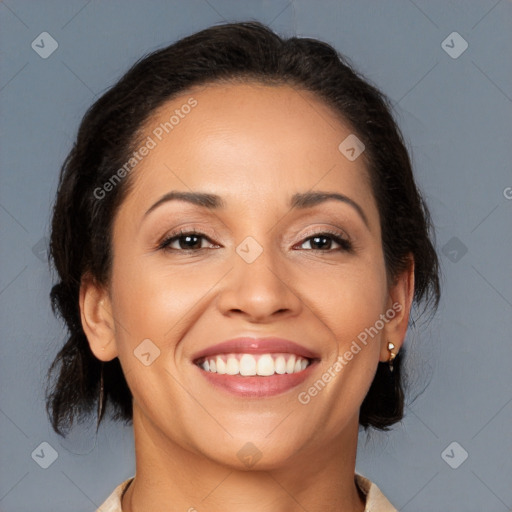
[96,473,397,511]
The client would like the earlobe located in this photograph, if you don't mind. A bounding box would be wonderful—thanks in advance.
[380,257,415,362]
[79,275,118,361]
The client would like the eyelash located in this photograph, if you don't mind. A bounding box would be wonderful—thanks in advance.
[157,228,353,253]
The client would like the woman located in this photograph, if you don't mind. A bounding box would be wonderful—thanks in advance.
[45,21,440,511]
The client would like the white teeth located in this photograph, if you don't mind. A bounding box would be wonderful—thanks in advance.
[257,354,275,376]
[275,355,286,374]
[286,355,296,374]
[216,357,226,374]
[201,353,310,376]
[226,356,239,375]
[239,354,256,376]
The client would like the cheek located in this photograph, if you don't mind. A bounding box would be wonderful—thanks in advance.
[298,264,387,423]
[302,257,388,348]
[321,260,388,406]
[110,252,225,349]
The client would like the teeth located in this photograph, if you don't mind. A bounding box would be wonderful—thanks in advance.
[226,356,238,375]
[286,355,296,374]
[239,354,256,376]
[200,353,310,376]
[257,354,275,376]
[275,355,286,374]
[216,357,226,375]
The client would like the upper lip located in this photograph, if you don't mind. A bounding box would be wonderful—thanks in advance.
[192,337,321,363]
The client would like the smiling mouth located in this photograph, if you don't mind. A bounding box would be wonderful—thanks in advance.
[195,352,315,377]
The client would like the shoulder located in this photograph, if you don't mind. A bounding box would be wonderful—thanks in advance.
[355,473,398,512]
[96,477,134,512]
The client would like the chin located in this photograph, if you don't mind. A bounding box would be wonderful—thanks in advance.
[194,433,309,471]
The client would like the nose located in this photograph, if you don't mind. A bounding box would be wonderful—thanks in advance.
[216,242,303,323]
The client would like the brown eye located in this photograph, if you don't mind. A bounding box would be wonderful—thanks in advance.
[158,231,218,251]
[299,232,352,252]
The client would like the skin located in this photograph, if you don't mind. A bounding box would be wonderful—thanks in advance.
[80,82,414,512]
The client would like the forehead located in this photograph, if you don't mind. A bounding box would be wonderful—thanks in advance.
[121,82,375,220]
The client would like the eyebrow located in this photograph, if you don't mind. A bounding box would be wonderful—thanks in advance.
[144,190,369,227]
[290,191,369,228]
[144,191,224,217]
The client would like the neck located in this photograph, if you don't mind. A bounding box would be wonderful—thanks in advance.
[122,404,366,512]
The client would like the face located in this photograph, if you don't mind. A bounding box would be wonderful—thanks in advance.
[83,82,412,470]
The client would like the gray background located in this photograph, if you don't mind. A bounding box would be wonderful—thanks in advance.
[1,1,511,511]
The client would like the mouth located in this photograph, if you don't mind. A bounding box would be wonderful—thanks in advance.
[191,337,321,398]
[195,352,314,376]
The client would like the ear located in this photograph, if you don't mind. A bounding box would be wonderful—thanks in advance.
[379,255,415,362]
[79,274,118,361]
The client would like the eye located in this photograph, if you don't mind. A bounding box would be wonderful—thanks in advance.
[297,231,353,252]
[157,229,352,253]
[157,230,219,252]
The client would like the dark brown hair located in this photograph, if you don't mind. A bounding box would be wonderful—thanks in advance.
[45,21,440,437]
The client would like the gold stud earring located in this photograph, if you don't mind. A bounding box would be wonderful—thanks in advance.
[387,341,396,372]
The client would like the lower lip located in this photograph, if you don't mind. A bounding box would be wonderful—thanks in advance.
[195,361,318,398]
